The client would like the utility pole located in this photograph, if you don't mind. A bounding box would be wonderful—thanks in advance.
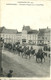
[0,38,3,76]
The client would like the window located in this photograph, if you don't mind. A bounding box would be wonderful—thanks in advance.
[38,36,40,38]
[46,37,47,39]
[22,39,26,42]
[42,37,44,39]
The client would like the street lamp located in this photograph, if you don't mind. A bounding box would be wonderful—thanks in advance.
[0,38,4,76]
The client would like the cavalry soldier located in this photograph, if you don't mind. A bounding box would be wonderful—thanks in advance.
[38,48,43,57]
[31,46,33,49]
[30,46,33,53]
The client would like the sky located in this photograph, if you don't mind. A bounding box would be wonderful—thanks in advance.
[1,0,51,31]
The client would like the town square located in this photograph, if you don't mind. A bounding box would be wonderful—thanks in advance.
[0,26,50,77]
[0,0,51,78]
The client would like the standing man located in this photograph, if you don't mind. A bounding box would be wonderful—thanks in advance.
[0,38,3,76]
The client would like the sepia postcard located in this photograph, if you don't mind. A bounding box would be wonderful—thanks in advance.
[0,0,51,80]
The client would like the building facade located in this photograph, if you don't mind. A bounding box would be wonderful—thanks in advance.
[38,27,51,46]
[27,30,38,45]
[17,32,22,44]
[0,27,18,44]
[44,27,51,46]
[38,29,45,45]
[22,26,38,45]
[0,26,51,46]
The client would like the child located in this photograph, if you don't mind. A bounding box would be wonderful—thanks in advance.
[7,70,13,77]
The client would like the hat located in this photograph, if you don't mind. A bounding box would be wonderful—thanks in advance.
[9,70,13,73]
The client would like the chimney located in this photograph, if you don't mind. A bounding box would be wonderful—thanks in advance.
[47,26,48,29]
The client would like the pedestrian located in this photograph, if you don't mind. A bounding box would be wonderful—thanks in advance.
[7,70,13,77]
[1,67,3,73]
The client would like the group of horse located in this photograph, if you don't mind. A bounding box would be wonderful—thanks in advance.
[11,45,50,63]
[4,43,50,63]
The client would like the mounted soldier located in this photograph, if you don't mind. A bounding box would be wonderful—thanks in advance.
[36,48,45,63]
[30,46,35,56]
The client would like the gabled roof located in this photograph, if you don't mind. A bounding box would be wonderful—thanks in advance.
[0,27,18,34]
[27,30,38,34]
[22,25,31,31]
[2,29,18,34]
[38,29,46,36]
[45,28,50,33]
[0,27,5,33]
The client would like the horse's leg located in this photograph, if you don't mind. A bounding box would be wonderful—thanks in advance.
[25,54,27,59]
[36,56,37,62]
[22,52,24,58]
[44,58,45,62]
[33,53,35,58]
[25,53,26,59]
[19,52,21,56]
[41,58,42,63]
[18,52,20,56]
[17,50,18,55]
[20,52,21,55]
[29,54,31,59]
[21,52,22,56]
[16,50,18,55]
[21,52,23,58]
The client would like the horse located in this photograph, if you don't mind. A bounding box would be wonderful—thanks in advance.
[17,46,24,56]
[24,49,31,59]
[12,44,17,52]
[8,44,12,51]
[29,46,36,57]
[30,49,35,56]
[35,51,45,63]
[43,52,47,57]
[21,46,28,58]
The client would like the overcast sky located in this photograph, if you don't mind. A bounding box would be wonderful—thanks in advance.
[1,0,51,31]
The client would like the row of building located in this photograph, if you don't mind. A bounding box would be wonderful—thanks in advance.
[0,26,51,46]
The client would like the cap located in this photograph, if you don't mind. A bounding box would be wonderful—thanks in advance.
[9,70,13,73]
